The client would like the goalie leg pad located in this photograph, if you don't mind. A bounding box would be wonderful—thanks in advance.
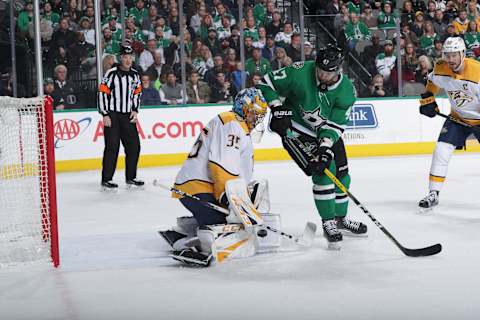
[255,213,282,252]
[248,179,271,213]
[197,224,256,264]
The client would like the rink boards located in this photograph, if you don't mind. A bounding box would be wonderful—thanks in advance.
[49,97,480,172]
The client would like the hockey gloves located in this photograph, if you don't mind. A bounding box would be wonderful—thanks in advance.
[269,106,293,137]
[307,145,334,176]
[419,92,438,118]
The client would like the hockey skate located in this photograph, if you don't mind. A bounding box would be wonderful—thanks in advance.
[322,219,342,250]
[126,179,145,190]
[418,191,439,212]
[336,216,368,237]
[158,230,200,250]
[101,181,118,192]
[170,249,212,267]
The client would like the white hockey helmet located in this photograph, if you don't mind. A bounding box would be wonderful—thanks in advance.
[442,37,466,72]
[442,36,466,54]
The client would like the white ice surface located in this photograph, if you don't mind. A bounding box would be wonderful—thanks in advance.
[1,154,480,320]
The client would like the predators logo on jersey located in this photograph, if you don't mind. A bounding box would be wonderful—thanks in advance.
[447,90,474,108]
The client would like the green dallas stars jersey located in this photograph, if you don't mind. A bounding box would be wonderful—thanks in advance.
[257,60,356,144]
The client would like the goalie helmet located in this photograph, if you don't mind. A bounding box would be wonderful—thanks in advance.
[232,88,268,130]
[315,43,344,72]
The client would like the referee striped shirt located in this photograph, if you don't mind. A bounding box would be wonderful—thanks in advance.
[98,66,142,115]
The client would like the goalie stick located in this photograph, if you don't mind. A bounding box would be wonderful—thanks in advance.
[153,180,317,247]
[286,136,442,257]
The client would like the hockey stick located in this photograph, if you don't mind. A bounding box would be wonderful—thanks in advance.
[287,136,442,257]
[152,180,317,246]
[437,112,480,133]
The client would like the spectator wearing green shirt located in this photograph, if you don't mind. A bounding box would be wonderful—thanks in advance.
[17,1,34,36]
[244,16,260,41]
[43,2,60,28]
[154,26,171,49]
[129,0,148,27]
[245,47,272,76]
[126,16,145,42]
[464,20,480,57]
[344,12,372,51]
[419,20,438,56]
[213,3,236,29]
[155,17,173,40]
[199,14,215,42]
[377,1,398,29]
[253,0,267,26]
[102,27,120,56]
[105,16,122,42]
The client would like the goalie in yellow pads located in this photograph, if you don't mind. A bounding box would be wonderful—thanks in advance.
[419,37,480,211]
[159,88,275,267]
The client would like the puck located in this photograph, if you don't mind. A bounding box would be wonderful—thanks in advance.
[257,229,268,237]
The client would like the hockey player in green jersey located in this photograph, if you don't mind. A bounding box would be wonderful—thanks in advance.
[257,43,367,248]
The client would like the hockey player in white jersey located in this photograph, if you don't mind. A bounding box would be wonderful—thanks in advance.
[159,88,272,266]
[419,37,480,211]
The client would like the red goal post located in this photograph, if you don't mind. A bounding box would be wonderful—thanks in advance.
[0,96,59,267]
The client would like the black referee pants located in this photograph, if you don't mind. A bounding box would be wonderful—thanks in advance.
[101,112,140,182]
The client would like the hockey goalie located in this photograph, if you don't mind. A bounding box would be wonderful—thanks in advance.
[158,88,283,267]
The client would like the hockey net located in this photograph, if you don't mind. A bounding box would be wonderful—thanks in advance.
[0,96,59,267]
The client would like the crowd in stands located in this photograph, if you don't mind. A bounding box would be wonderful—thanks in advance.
[318,0,480,96]
[4,0,480,104]
[2,0,309,108]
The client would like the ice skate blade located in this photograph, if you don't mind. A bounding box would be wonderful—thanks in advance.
[126,184,145,190]
[100,186,118,193]
[340,230,368,238]
[418,206,434,214]
[327,242,341,250]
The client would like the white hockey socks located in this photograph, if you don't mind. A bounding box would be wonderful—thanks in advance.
[429,142,455,192]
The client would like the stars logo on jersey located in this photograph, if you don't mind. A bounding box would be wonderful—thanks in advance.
[447,90,474,108]
[301,108,327,130]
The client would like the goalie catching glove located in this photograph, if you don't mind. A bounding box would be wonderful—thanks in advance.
[419,92,438,118]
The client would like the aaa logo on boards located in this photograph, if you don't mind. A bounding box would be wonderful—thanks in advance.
[346,104,378,129]
[53,118,92,148]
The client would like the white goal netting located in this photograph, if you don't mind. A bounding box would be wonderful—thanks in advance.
[0,96,58,267]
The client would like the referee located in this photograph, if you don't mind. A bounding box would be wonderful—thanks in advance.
[98,44,144,189]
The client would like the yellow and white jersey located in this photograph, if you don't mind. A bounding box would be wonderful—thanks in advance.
[174,111,254,201]
[427,58,480,124]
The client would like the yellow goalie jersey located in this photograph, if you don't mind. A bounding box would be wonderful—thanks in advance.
[427,58,480,124]
[174,111,254,202]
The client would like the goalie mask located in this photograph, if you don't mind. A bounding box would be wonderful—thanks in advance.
[232,88,268,131]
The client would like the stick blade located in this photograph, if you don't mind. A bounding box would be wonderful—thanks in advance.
[299,222,317,247]
[402,243,442,257]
